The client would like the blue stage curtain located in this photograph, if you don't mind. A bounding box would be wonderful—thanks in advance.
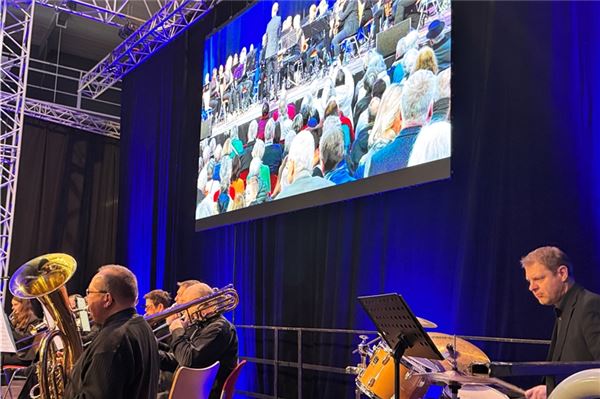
[119,1,600,396]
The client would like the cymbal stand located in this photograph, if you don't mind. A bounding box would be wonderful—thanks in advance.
[445,337,461,399]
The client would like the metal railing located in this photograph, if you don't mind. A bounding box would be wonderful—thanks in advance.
[27,57,120,116]
[233,325,551,399]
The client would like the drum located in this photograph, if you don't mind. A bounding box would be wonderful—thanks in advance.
[356,343,431,399]
[443,385,508,399]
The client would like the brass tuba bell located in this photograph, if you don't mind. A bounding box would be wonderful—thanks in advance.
[9,253,84,399]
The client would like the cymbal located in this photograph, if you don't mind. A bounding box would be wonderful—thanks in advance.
[428,333,490,374]
[417,317,437,329]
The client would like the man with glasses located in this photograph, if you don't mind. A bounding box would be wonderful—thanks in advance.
[143,289,172,316]
[65,265,160,399]
[522,246,600,399]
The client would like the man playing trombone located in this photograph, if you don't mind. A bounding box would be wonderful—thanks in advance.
[158,282,239,399]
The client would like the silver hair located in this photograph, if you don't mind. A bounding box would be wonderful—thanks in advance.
[230,125,239,139]
[247,119,258,142]
[370,84,403,147]
[248,157,262,178]
[288,130,314,174]
[401,70,436,124]
[219,156,233,191]
[214,144,223,161]
[407,121,451,167]
[395,37,407,60]
[265,118,276,144]
[403,48,419,75]
[252,139,265,160]
[320,116,345,170]
[367,49,386,75]
[437,67,451,100]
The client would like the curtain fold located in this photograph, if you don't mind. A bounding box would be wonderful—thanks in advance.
[118,1,600,396]
[8,117,119,296]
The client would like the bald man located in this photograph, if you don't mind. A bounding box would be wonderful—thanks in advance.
[159,283,238,399]
[66,265,159,399]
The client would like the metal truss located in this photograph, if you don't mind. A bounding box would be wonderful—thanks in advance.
[79,0,220,99]
[0,0,35,301]
[35,0,161,28]
[2,93,120,138]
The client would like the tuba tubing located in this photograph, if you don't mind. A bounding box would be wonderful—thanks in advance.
[10,253,84,399]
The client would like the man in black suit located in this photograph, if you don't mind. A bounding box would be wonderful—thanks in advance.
[521,246,600,399]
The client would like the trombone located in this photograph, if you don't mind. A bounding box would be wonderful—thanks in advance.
[145,284,238,338]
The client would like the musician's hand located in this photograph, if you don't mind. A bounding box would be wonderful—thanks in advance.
[168,318,187,332]
[165,313,179,326]
[525,385,546,399]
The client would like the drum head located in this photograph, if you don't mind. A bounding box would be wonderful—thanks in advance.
[443,385,508,399]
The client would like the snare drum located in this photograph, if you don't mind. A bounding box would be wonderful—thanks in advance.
[356,343,431,399]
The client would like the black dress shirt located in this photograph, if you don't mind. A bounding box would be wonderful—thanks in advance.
[545,283,600,393]
[65,308,160,399]
[160,315,238,399]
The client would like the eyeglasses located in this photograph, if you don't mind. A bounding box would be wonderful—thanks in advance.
[86,289,108,296]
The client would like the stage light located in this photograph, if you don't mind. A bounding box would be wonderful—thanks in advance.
[118,21,138,40]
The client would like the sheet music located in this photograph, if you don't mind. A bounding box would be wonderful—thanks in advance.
[0,310,16,353]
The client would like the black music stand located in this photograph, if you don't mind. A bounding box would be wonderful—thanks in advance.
[358,293,444,399]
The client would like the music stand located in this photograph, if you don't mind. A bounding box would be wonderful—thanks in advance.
[358,293,444,399]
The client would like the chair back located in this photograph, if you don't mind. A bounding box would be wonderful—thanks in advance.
[168,361,220,399]
[219,360,247,399]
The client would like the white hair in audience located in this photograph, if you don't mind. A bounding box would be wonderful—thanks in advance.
[230,125,239,139]
[247,119,258,143]
[403,48,418,75]
[252,139,265,160]
[404,30,419,51]
[288,130,314,174]
[219,155,232,192]
[407,121,451,167]
[395,37,407,60]
[197,166,208,192]
[401,70,436,124]
[369,84,403,147]
[366,49,387,76]
[320,116,345,169]
[202,145,211,163]
[437,67,451,100]
[209,137,216,152]
[214,144,223,161]
[248,157,262,179]
[265,118,276,144]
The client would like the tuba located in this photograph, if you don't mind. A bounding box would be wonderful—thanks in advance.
[9,253,84,399]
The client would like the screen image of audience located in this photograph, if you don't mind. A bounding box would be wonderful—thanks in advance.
[197,0,451,219]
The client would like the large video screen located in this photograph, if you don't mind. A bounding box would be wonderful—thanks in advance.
[197,0,451,230]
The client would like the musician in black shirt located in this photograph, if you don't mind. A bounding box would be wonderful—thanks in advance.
[521,247,600,399]
[159,283,238,399]
[65,265,159,399]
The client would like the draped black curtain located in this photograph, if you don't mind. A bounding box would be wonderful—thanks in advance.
[8,117,120,299]
[119,1,600,397]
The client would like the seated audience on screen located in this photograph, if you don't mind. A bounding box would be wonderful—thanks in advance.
[276,131,334,199]
[368,71,436,176]
[320,116,355,184]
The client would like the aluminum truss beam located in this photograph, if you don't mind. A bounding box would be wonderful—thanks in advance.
[78,0,219,99]
[35,0,159,28]
[1,93,120,138]
[0,0,35,301]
